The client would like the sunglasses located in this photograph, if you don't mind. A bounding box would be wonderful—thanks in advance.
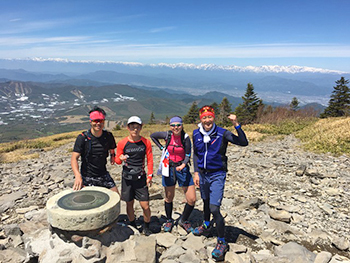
[170,124,182,127]
[91,119,105,123]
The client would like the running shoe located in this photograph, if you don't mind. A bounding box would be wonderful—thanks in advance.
[142,227,152,236]
[163,219,174,232]
[193,223,210,236]
[178,219,193,233]
[212,240,229,262]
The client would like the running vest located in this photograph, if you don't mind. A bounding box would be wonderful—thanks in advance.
[193,125,228,171]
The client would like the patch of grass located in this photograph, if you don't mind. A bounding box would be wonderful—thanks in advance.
[246,118,318,135]
[0,130,79,163]
[295,117,350,155]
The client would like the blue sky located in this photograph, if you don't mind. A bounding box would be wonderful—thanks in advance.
[1,0,350,72]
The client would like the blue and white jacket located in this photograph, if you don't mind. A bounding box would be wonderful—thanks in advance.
[193,124,248,172]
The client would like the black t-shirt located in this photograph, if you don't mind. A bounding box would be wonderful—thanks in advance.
[73,130,116,177]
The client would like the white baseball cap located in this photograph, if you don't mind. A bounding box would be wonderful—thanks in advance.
[127,116,142,125]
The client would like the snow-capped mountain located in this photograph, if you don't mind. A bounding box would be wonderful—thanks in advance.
[0,58,349,106]
[1,57,346,74]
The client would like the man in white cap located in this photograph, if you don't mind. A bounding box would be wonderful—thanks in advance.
[115,116,153,236]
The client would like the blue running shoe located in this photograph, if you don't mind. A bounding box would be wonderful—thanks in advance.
[212,240,229,262]
[163,219,174,232]
[178,219,193,233]
[193,223,210,236]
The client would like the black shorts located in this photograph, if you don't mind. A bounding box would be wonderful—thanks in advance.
[121,176,149,202]
[82,172,116,189]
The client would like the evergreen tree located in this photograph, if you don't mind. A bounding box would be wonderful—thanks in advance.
[183,101,199,124]
[210,102,219,117]
[321,77,350,118]
[165,115,170,124]
[290,97,300,111]
[234,83,263,124]
[217,97,232,126]
[149,112,156,125]
[113,124,121,131]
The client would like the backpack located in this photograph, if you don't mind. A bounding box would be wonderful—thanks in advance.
[81,130,93,162]
[81,129,111,161]
[164,130,190,165]
[164,130,187,150]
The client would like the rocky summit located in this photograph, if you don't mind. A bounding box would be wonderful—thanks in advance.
[0,135,349,263]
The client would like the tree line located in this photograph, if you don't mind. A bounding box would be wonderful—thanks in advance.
[182,76,349,125]
[147,76,349,126]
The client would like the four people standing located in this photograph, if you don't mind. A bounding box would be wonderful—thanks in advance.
[71,105,248,261]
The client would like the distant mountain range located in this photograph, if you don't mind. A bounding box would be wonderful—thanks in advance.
[0,58,349,106]
[0,57,337,142]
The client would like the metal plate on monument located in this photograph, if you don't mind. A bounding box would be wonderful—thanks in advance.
[57,190,110,211]
[46,186,120,231]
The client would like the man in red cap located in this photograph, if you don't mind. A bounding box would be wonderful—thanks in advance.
[192,105,248,262]
[71,106,119,193]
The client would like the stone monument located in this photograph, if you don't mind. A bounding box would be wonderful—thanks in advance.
[46,186,120,231]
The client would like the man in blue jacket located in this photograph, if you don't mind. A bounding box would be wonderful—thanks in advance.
[192,105,248,262]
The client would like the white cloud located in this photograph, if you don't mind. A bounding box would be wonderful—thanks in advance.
[149,26,176,33]
[0,41,349,68]
[9,18,21,22]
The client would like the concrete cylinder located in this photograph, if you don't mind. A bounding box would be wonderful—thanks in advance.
[46,186,120,231]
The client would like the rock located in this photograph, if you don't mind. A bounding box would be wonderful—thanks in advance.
[159,244,186,261]
[268,209,292,223]
[318,203,334,215]
[156,232,178,248]
[8,235,23,247]
[237,197,264,210]
[181,234,205,251]
[314,251,332,263]
[332,236,350,251]
[0,247,26,263]
[225,251,245,263]
[252,249,274,262]
[325,187,341,196]
[309,229,330,244]
[274,242,316,263]
[0,191,27,213]
[305,168,324,178]
[295,165,306,176]
[329,254,350,263]
[230,243,248,253]
[15,205,39,214]
[178,249,200,263]
[121,236,156,262]
[3,224,22,236]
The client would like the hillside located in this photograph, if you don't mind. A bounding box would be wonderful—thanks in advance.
[0,80,244,142]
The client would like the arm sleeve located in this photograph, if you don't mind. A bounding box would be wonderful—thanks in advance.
[182,135,191,165]
[115,138,127,165]
[150,131,167,150]
[192,131,199,172]
[224,127,249,146]
[145,138,154,175]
